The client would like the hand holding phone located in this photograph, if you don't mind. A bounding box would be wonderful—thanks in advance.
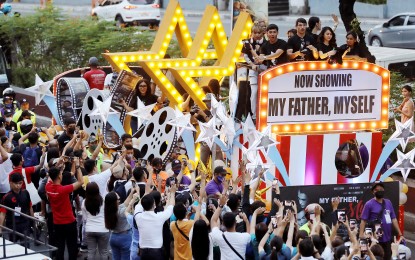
[337,210,346,223]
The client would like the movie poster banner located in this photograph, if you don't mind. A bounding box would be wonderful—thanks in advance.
[279,182,399,226]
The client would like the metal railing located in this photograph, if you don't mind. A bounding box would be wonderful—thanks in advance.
[0,204,57,259]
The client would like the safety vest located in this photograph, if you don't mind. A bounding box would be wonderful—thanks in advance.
[12,109,36,124]
[86,149,103,173]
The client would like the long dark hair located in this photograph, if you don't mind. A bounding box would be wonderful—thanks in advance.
[269,235,284,260]
[208,79,220,100]
[104,192,118,230]
[85,182,102,216]
[191,220,210,260]
[346,31,358,47]
[318,26,337,47]
[135,79,152,98]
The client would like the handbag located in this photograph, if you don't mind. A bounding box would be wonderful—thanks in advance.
[175,221,189,241]
[222,233,244,260]
[22,168,42,205]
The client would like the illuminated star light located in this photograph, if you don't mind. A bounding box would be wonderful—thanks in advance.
[126,98,156,129]
[196,116,220,149]
[389,148,415,181]
[167,106,196,137]
[388,119,415,151]
[247,126,279,156]
[90,95,119,125]
[25,74,54,105]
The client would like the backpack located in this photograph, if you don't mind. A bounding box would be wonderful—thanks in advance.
[23,146,40,167]
[114,180,128,203]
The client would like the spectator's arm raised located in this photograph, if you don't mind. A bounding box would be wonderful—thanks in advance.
[72,157,84,190]
[34,146,47,172]
[250,207,265,235]
[18,126,36,146]
[211,194,227,229]
[0,138,8,162]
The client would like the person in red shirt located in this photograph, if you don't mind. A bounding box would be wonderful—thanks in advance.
[82,57,106,90]
[45,157,83,260]
[9,150,46,190]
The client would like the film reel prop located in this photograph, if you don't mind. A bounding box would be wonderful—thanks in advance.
[103,70,142,149]
[81,89,111,136]
[138,107,177,164]
[56,77,90,125]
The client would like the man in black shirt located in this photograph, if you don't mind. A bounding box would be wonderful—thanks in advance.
[0,173,33,244]
[287,18,319,61]
[257,24,288,68]
[57,117,76,153]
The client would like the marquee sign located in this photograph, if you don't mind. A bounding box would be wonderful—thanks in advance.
[257,61,390,133]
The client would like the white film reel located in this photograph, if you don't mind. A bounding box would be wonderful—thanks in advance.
[81,89,110,136]
[138,107,177,164]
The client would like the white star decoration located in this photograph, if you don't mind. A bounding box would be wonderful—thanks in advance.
[388,119,415,151]
[242,114,257,145]
[126,98,156,129]
[247,126,279,156]
[220,116,236,147]
[390,148,415,181]
[167,106,196,137]
[210,95,228,124]
[196,116,220,149]
[25,74,54,105]
[90,95,119,125]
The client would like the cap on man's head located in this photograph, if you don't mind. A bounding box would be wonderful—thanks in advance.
[89,57,99,66]
[3,109,13,117]
[9,172,23,183]
[21,119,33,127]
[88,135,97,143]
[172,159,181,169]
[214,166,227,175]
[20,98,28,104]
[371,181,385,191]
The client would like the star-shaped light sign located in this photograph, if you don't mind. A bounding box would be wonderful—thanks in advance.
[390,148,415,181]
[90,95,119,125]
[388,119,415,151]
[126,97,156,129]
[196,116,220,149]
[167,106,196,137]
[247,126,279,156]
[26,74,54,105]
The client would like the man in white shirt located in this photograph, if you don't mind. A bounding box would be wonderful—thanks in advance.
[134,183,176,260]
[299,238,319,260]
[210,194,250,260]
[0,141,13,200]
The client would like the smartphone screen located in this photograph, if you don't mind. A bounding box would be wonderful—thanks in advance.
[337,210,346,223]
[365,228,372,237]
[359,239,368,253]
[349,219,356,230]
[400,253,407,260]
[271,216,277,229]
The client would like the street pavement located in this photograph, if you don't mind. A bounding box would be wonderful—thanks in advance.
[8,1,415,255]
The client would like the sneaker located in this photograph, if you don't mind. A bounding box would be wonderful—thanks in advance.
[80,245,88,252]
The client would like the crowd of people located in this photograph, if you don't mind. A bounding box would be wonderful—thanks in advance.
[236,16,375,122]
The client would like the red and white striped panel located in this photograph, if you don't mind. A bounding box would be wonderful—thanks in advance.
[232,132,383,187]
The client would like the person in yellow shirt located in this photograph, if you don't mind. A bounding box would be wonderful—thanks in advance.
[170,203,194,260]
[13,99,36,124]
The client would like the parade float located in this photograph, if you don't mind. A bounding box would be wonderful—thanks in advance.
[27,0,410,229]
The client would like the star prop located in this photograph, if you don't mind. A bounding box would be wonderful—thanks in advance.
[241,146,258,163]
[242,114,257,145]
[247,126,279,155]
[389,148,415,181]
[126,97,156,129]
[25,74,54,105]
[90,95,119,125]
[196,116,220,149]
[388,119,415,151]
[219,116,236,147]
[167,106,196,137]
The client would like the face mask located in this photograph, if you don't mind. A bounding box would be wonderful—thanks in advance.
[217,175,224,183]
[5,117,11,122]
[374,190,384,199]
[67,127,75,134]
[5,104,12,109]
[173,169,180,175]
[126,154,133,160]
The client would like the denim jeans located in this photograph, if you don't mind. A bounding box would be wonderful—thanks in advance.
[86,231,110,260]
[130,240,140,260]
[110,230,132,260]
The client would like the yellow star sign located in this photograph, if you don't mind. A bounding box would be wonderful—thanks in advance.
[103,0,194,72]
[169,12,252,109]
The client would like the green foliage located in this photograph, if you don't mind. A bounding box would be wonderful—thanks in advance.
[356,0,386,5]
[0,5,179,87]
[381,71,410,144]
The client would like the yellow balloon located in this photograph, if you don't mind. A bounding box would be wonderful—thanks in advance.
[384,177,394,182]
[402,183,409,194]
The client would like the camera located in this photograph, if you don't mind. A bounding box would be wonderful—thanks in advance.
[337,210,346,223]
[243,40,251,50]
[359,239,368,254]
[283,200,293,217]
[349,219,357,230]
[364,227,373,237]
[189,105,200,115]
[374,223,383,237]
